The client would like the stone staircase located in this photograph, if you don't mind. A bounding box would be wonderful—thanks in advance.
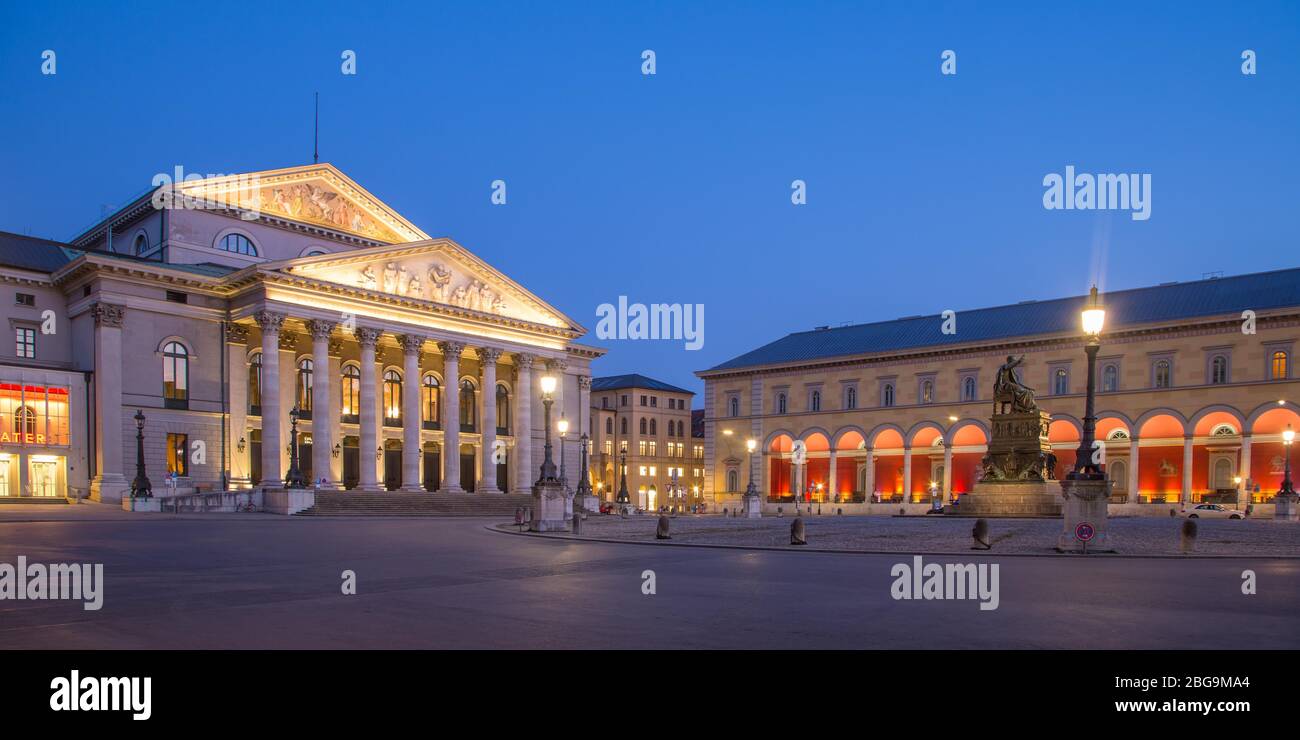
[0,496,69,505]
[295,490,535,517]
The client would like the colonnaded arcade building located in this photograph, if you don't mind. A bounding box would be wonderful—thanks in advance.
[697,270,1300,511]
[0,164,600,509]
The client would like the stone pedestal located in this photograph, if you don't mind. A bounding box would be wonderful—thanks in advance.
[1275,492,1300,521]
[742,493,763,519]
[121,496,161,512]
[531,480,570,532]
[263,488,315,515]
[1057,477,1112,552]
[956,409,1061,517]
[575,493,601,514]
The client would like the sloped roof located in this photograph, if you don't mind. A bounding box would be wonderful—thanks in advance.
[705,267,1300,373]
[592,373,693,395]
[0,231,83,273]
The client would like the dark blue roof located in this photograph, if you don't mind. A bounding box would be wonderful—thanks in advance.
[706,267,1300,373]
[0,231,82,272]
[592,373,693,395]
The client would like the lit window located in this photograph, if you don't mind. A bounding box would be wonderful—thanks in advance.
[249,352,263,412]
[496,383,510,432]
[296,358,314,413]
[920,381,933,404]
[422,374,440,425]
[639,440,647,455]
[218,233,257,256]
[459,379,477,428]
[384,370,403,421]
[166,433,189,477]
[341,364,360,418]
[649,441,657,456]
[1272,351,1289,380]
[604,440,612,455]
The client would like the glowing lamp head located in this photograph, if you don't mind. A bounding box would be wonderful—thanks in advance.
[539,375,557,395]
[1285,425,1296,444]
[557,416,569,435]
[1081,285,1106,337]
[745,438,757,453]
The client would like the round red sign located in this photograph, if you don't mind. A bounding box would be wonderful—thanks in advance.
[1075,522,1096,541]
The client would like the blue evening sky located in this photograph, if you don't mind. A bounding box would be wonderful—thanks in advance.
[2,1,1297,400]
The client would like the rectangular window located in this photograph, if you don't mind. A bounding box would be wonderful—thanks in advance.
[621,395,628,407]
[648,441,657,456]
[165,290,188,304]
[638,466,647,476]
[650,397,657,407]
[15,293,35,307]
[694,445,704,459]
[166,433,189,477]
[15,327,35,359]
[638,440,647,455]
[604,440,613,455]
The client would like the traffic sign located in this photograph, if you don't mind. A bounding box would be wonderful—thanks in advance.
[1075,522,1096,542]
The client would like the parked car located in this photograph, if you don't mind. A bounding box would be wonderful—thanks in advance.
[1184,503,1244,519]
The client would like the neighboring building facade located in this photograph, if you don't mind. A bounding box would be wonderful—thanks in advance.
[697,270,1300,509]
[0,164,602,504]
[589,373,702,511]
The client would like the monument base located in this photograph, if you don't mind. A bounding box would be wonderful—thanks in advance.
[575,493,601,514]
[742,494,763,519]
[1275,492,1300,521]
[531,480,570,532]
[955,481,1062,517]
[1057,477,1113,552]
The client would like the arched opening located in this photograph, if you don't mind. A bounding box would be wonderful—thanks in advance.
[1137,413,1186,503]
[870,428,906,503]
[767,433,794,502]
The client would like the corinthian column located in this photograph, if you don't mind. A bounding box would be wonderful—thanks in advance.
[307,319,338,490]
[354,327,383,491]
[399,334,426,492]
[439,341,466,493]
[479,347,502,493]
[226,323,251,488]
[512,353,534,493]
[254,310,286,487]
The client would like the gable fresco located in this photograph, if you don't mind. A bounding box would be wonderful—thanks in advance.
[287,248,569,329]
[174,166,424,244]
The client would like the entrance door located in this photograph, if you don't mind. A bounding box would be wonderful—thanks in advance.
[343,437,359,489]
[0,456,11,496]
[383,446,401,491]
[1213,458,1233,489]
[423,444,441,492]
[29,458,60,497]
[299,434,313,484]
[495,460,508,493]
[459,445,475,492]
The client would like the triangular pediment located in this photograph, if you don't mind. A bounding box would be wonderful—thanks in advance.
[270,239,579,332]
[172,163,428,243]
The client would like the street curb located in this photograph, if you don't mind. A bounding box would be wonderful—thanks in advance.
[484,523,1300,560]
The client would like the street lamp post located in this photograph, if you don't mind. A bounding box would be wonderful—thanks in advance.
[1058,285,1113,552]
[284,405,306,489]
[130,409,152,499]
[557,415,569,488]
[1281,424,1295,497]
[537,374,559,483]
[742,438,762,518]
[1070,285,1107,481]
[615,442,631,511]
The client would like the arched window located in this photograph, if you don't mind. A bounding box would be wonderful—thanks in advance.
[341,364,360,419]
[1153,359,1171,389]
[1272,351,1289,380]
[1053,368,1068,395]
[421,374,440,426]
[248,351,263,412]
[650,419,657,436]
[459,379,476,428]
[639,418,647,435]
[296,358,314,413]
[882,383,895,407]
[383,370,402,421]
[606,417,614,435]
[727,469,739,492]
[962,377,976,401]
[162,341,189,407]
[14,406,36,437]
[776,393,787,414]
[496,383,510,433]
[133,233,149,255]
[810,390,821,412]
[920,381,933,404]
[218,233,257,256]
[846,387,857,410]
[729,397,739,417]
[1210,355,1228,385]
[1102,364,1118,392]
[620,417,628,435]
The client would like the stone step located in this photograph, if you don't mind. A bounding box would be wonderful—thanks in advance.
[0,497,69,505]
[295,491,537,517]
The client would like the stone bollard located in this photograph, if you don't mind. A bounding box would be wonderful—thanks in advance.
[722,508,728,517]
[514,507,525,531]
[837,508,843,516]
[572,513,582,535]
[1180,519,1197,554]
[899,507,906,517]
[790,517,807,545]
[656,515,671,540]
[972,518,991,550]
[777,506,784,518]
[1169,507,1177,517]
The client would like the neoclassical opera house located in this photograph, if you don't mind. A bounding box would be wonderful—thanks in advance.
[698,269,1300,512]
[0,165,600,511]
